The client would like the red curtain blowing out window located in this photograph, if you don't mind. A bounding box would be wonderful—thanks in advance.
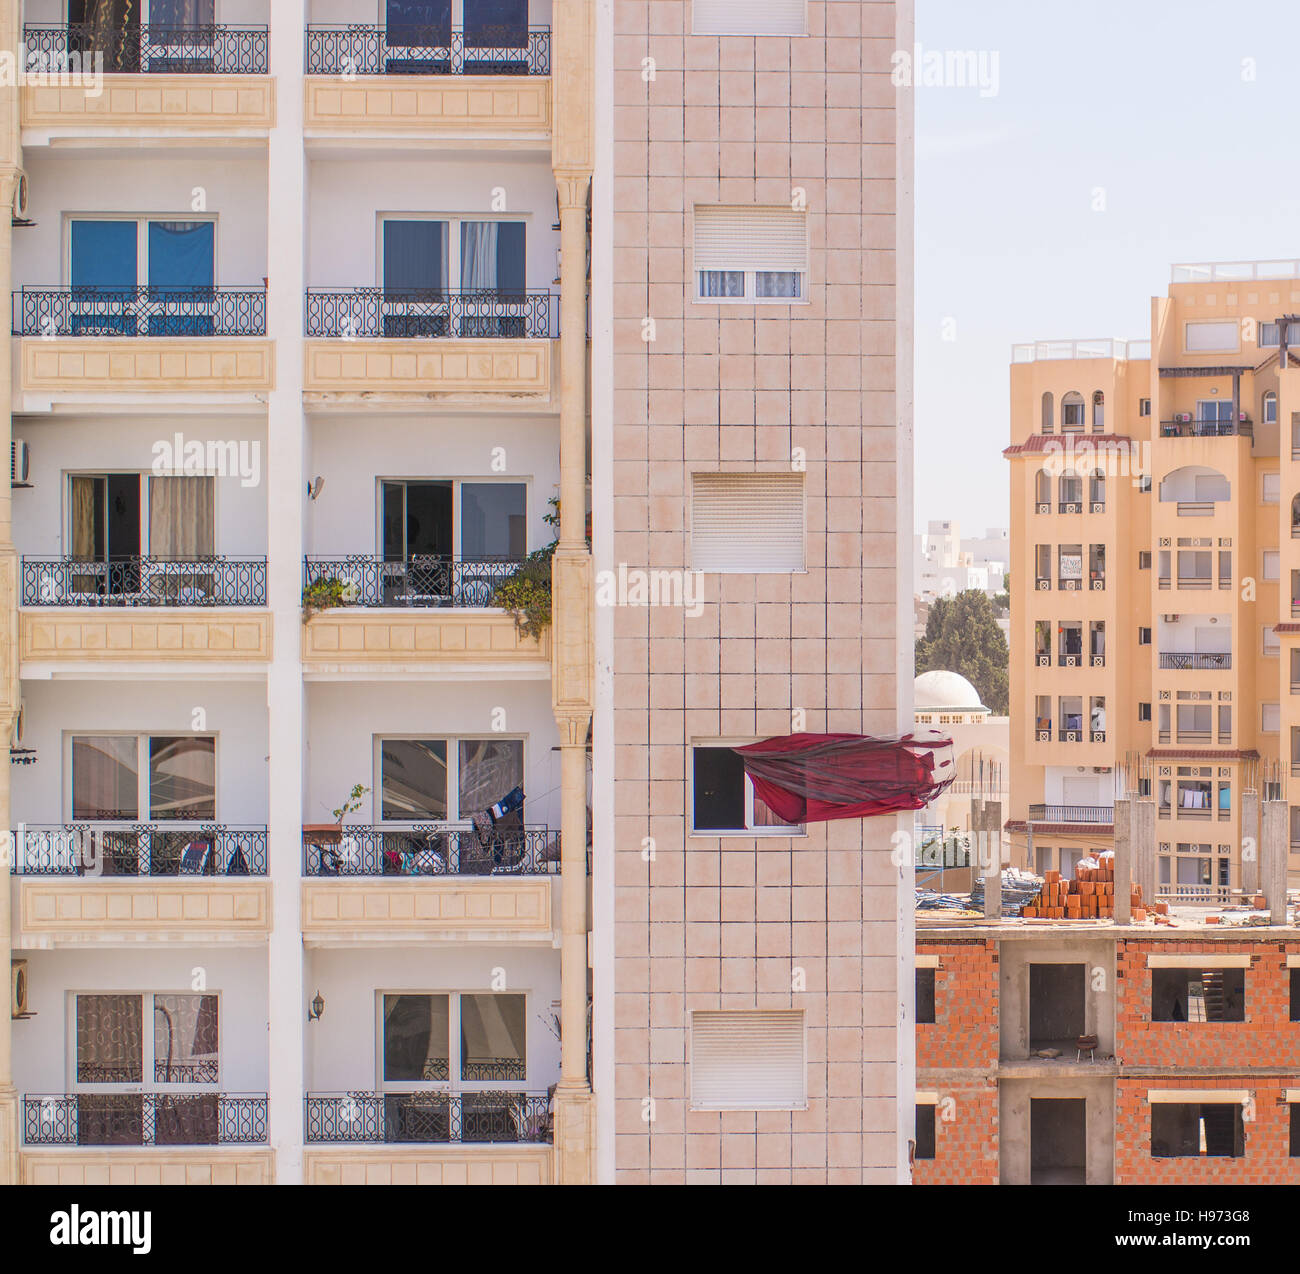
[733,733,955,825]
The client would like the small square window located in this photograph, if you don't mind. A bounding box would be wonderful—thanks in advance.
[915,1104,936,1160]
[1139,397,1151,417]
[916,968,936,1024]
[1139,703,1152,722]
[1138,627,1152,646]
[1138,551,1152,570]
[691,745,800,835]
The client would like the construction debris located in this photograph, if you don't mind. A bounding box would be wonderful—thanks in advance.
[969,867,1041,916]
[1020,852,1167,921]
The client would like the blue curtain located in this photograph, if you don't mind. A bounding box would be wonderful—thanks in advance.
[71,221,137,290]
[148,221,214,289]
[387,0,451,44]
[149,0,215,28]
[465,0,528,46]
[384,221,448,294]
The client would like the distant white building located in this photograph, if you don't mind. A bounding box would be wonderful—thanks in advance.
[915,520,1009,603]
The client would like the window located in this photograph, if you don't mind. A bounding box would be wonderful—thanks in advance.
[1257,321,1300,348]
[1184,321,1238,353]
[1138,550,1151,570]
[693,206,807,302]
[71,735,215,822]
[1139,397,1151,417]
[691,745,800,834]
[1138,627,1151,645]
[70,217,216,336]
[689,1011,806,1110]
[1041,392,1054,433]
[1264,391,1279,425]
[381,992,525,1085]
[1151,968,1245,1022]
[1139,702,1152,722]
[1291,968,1300,1022]
[1061,392,1085,431]
[914,1104,936,1160]
[690,473,805,572]
[1263,472,1281,504]
[1091,390,1105,433]
[380,480,525,563]
[1262,703,1281,733]
[916,969,936,1024]
[1264,626,1281,657]
[692,0,807,36]
[378,736,523,822]
[1151,1103,1244,1158]
[1265,550,1281,581]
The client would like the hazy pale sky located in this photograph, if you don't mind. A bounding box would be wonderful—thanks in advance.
[915,0,1300,536]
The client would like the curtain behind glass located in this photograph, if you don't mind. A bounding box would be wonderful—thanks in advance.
[461,221,499,292]
[387,0,451,45]
[153,994,218,1083]
[148,736,216,820]
[71,476,99,559]
[147,221,214,290]
[383,994,450,1081]
[72,735,139,821]
[458,738,522,816]
[70,220,137,290]
[148,476,214,558]
[76,994,143,1084]
[383,220,448,295]
[459,994,525,1080]
[465,0,528,47]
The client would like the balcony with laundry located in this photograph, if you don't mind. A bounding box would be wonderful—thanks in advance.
[303,159,559,403]
[1154,613,1233,675]
[12,158,272,399]
[304,0,552,142]
[19,0,274,140]
[298,682,571,944]
[12,417,271,672]
[8,684,272,944]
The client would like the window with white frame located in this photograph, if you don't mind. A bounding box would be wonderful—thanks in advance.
[380,479,526,563]
[70,734,216,822]
[693,206,807,301]
[690,744,801,835]
[377,736,523,822]
[690,472,805,572]
[1184,321,1238,353]
[1264,391,1279,425]
[380,992,526,1086]
[689,1011,806,1110]
[692,0,807,36]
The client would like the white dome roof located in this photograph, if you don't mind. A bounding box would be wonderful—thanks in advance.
[914,670,988,713]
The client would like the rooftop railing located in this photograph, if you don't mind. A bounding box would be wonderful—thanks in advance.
[23,23,269,74]
[304,288,558,340]
[1011,338,1150,363]
[305,25,550,76]
[24,1094,268,1146]
[22,557,267,607]
[304,1092,551,1145]
[11,824,269,876]
[1027,805,1114,824]
[13,286,267,337]
[1172,260,1300,283]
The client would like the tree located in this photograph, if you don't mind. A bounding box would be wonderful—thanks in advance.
[915,589,1009,714]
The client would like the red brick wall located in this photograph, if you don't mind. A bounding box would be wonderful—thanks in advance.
[1116,940,1300,1068]
[912,1080,999,1185]
[917,940,999,1069]
[1115,1076,1300,1185]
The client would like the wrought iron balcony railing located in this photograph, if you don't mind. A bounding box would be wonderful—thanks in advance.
[24,1094,267,1146]
[22,556,267,607]
[303,555,523,609]
[13,287,266,337]
[305,288,558,339]
[1028,805,1115,824]
[23,23,270,75]
[1158,652,1232,670]
[305,25,550,76]
[1159,419,1251,439]
[304,1092,551,1145]
[11,824,269,876]
[302,825,559,877]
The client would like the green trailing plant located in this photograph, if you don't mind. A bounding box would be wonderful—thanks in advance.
[331,783,370,823]
[495,496,571,639]
[302,576,358,623]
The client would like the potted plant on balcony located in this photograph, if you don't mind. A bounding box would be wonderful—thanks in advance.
[303,783,370,850]
[302,575,359,623]
[494,496,591,639]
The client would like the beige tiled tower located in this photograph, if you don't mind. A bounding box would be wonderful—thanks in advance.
[595,0,913,1184]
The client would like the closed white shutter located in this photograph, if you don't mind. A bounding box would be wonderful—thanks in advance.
[694,206,808,275]
[692,0,806,36]
[691,473,805,572]
[690,1011,806,1110]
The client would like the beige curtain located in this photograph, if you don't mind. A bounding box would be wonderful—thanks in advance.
[149,476,214,559]
[71,476,98,559]
[76,993,143,1084]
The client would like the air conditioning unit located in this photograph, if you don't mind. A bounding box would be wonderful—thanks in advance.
[1176,412,1191,423]
[11,700,23,750]
[11,171,28,221]
[1163,614,1179,622]
[11,958,28,1019]
[10,440,29,488]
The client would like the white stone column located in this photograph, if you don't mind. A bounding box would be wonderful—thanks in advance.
[265,0,307,1186]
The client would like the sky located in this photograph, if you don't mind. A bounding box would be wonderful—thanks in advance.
[915,0,1300,537]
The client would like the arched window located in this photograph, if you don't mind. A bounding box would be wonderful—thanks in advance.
[1264,390,1278,425]
[1035,469,1051,507]
[1092,390,1105,433]
[1061,391,1085,432]
[1041,391,1054,433]
[1090,469,1106,506]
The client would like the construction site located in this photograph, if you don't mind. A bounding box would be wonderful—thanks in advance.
[914,792,1300,1185]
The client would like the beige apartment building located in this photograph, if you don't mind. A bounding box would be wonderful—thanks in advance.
[1007,261,1300,901]
[0,0,913,1187]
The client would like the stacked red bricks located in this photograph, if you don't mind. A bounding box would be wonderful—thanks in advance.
[915,941,1000,1184]
[1020,863,1168,921]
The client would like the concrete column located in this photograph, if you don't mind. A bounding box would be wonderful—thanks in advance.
[1262,800,1288,925]
[976,798,1001,919]
[0,0,22,1187]
[1240,788,1260,897]
[1113,798,1132,925]
[265,0,307,1186]
[1133,798,1156,915]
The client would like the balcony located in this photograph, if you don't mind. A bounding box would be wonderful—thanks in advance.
[23,1094,267,1147]
[1158,652,1232,670]
[303,25,551,140]
[300,826,559,942]
[20,24,275,136]
[1027,805,1114,824]
[23,557,267,607]
[1159,419,1251,439]
[304,555,519,609]
[11,824,272,945]
[12,287,273,397]
[305,288,556,340]
[1176,501,1216,517]
[304,1091,550,1146]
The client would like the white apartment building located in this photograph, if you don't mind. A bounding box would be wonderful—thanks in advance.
[914,519,1008,602]
[0,0,911,1187]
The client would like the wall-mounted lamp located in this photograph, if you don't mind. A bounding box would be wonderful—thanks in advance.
[308,991,325,1022]
[307,476,325,501]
